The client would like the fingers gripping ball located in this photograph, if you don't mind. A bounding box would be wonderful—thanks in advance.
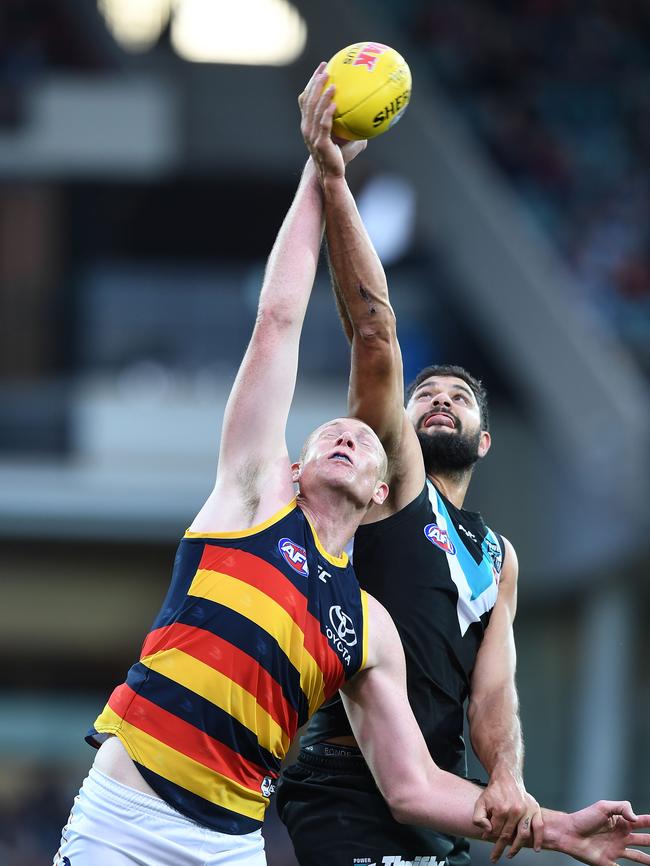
[325,42,411,140]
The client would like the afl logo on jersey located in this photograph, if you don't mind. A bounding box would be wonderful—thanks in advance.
[278,538,309,576]
[424,522,456,555]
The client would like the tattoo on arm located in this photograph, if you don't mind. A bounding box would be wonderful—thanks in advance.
[358,284,377,315]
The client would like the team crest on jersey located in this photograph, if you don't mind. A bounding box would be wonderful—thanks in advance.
[483,533,503,575]
[278,538,309,576]
[423,522,456,555]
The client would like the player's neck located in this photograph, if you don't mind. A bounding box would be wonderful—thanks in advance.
[296,491,361,559]
[426,469,473,509]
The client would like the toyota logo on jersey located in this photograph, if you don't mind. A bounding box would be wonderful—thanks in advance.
[328,605,357,646]
[278,538,309,576]
[423,522,456,555]
[326,605,357,666]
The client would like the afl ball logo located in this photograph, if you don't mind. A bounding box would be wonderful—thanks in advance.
[352,42,388,71]
[424,523,456,555]
[278,538,309,576]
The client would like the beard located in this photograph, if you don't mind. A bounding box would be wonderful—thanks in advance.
[417,425,481,475]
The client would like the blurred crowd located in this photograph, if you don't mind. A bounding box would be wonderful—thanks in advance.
[0,0,110,127]
[408,0,650,373]
[0,764,296,866]
[0,767,72,866]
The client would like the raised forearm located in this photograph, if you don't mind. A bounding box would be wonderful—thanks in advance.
[212,157,324,480]
[258,158,324,325]
[323,174,394,337]
[326,241,354,344]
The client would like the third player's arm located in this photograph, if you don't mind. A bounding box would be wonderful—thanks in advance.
[341,594,490,836]
[343,594,650,866]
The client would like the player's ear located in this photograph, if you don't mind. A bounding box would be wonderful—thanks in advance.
[291,461,302,483]
[478,431,491,459]
[372,480,389,506]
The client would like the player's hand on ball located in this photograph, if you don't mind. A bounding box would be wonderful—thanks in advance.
[325,42,411,140]
[300,64,365,181]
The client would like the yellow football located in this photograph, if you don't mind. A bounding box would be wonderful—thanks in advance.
[325,42,411,140]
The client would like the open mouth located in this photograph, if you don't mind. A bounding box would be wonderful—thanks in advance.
[424,412,456,430]
[329,451,353,465]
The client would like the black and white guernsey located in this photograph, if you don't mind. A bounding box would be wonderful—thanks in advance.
[303,479,504,778]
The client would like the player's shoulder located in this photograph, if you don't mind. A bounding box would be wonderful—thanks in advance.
[363,592,403,668]
[497,534,519,584]
[360,475,429,527]
[188,472,296,535]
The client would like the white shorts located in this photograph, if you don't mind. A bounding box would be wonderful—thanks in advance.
[53,767,267,866]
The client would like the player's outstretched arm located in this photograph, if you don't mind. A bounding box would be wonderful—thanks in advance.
[341,596,650,866]
[190,154,322,533]
[192,67,371,534]
[190,68,332,532]
[300,68,422,504]
[302,66,400,440]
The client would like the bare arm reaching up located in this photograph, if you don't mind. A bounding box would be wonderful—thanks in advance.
[300,67,424,513]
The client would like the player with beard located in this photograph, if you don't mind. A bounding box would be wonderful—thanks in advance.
[411,367,487,477]
[277,70,540,866]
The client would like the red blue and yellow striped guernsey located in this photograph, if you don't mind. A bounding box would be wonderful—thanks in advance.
[88,500,369,834]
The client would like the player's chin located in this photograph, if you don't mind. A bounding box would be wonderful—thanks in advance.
[322,467,370,500]
[318,462,354,485]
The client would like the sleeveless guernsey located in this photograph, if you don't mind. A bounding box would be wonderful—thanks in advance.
[88,501,369,834]
[303,480,504,778]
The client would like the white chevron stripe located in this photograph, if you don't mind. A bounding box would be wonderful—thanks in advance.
[426,480,498,636]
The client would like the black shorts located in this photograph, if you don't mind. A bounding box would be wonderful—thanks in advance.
[277,744,471,866]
